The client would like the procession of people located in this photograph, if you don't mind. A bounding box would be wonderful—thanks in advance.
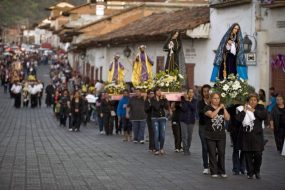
[1,23,284,182]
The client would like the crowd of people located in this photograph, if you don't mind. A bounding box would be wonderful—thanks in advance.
[1,44,284,181]
[0,45,45,109]
[43,58,285,180]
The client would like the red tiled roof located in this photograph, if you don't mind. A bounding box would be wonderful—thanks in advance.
[81,6,209,47]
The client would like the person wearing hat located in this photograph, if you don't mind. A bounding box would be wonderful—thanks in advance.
[108,54,125,83]
[132,45,153,85]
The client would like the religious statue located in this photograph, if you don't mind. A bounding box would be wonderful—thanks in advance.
[163,31,182,72]
[131,45,153,85]
[210,23,248,82]
[108,54,125,83]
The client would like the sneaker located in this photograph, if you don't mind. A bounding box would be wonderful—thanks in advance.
[221,174,228,178]
[174,149,179,152]
[160,149,165,155]
[233,171,239,175]
[154,151,160,155]
[203,168,209,175]
[139,140,144,144]
[255,173,261,179]
[69,128,73,132]
[211,174,219,178]
[100,131,104,135]
[247,175,254,179]
[133,140,138,143]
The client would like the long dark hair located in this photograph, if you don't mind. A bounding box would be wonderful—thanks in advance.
[200,84,211,99]
[258,89,266,102]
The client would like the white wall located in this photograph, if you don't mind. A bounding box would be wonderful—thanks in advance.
[207,2,285,92]
[207,3,260,88]
[86,42,168,82]
[261,7,285,43]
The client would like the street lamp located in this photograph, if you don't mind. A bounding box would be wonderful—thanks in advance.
[243,35,252,53]
[123,46,131,58]
[81,53,86,61]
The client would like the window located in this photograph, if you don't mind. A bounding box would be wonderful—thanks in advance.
[100,66,103,81]
[156,56,165,73]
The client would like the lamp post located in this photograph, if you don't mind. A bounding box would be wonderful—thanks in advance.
[123,46,131,58]
[243,35,253,53]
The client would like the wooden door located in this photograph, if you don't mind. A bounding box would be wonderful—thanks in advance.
[185,63,195,89]
[270,46,285,97]
[156,56,165,73]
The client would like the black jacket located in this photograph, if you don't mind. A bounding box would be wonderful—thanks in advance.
[147,97,169,118]
[236,104,267,152]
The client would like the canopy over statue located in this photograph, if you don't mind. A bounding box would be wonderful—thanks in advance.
[210,23,248,82]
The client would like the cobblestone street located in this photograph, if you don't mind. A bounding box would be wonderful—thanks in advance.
[0,65,284,190]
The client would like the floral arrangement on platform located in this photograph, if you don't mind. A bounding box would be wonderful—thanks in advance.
[212,74,254,106]
[104,82,126,95]
[154,69,184,92]
[133,80,155,93]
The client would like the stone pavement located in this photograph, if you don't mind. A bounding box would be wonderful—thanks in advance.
[0,65,284,190]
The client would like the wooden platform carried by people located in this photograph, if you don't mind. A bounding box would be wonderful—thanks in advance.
[110,92,184,101]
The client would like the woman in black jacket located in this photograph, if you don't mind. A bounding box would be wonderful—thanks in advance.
[236,93,267,179]
[100,93,115,135]
[70,91,84,132]
[147,88,169,155]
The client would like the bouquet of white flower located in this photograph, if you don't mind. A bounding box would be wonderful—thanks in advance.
[104,82,126,95]
[212,74,254,106]
[133,80,154,93]
[154,69,184,92]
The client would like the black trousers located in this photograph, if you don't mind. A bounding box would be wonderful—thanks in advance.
[199,126,209,169]
[122,117,132,134]
[147,117,155,150]
[14,93,21,108]
[103,114,114,135]
[244,151,262,176]
[172,123,182,150]
[274,128,285,152]
[60,114,67,126]
[230,132,246,173]
[38,96,42,107]
[31,94,37,108]
[206,138,226,175]
[72,113,82,130]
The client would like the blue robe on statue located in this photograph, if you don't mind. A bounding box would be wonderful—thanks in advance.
[210,24,248,82]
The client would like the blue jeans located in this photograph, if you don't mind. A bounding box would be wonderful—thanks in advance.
[152,118,167,151]
[131,120,146,141]
[97,115,104,132]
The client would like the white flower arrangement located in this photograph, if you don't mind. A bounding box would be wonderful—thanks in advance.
[213,74,253,106]
[154,69,183,92]
[104,82,126,95]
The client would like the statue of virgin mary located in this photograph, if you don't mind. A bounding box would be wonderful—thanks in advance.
[210,23,248,82]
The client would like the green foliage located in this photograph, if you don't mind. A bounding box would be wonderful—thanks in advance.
[0,0,84,27]
[212,74,252,106]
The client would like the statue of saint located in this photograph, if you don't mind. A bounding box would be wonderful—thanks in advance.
[210,23,248,81]
[131,45,153,85]
[108,54,125,83]
[163,31,181,73]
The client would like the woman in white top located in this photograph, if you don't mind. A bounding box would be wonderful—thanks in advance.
[11,81,22,108]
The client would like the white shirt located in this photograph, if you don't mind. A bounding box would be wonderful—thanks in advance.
[95,82,103,92]
[11,84,22,94]
[29,85,38,95]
